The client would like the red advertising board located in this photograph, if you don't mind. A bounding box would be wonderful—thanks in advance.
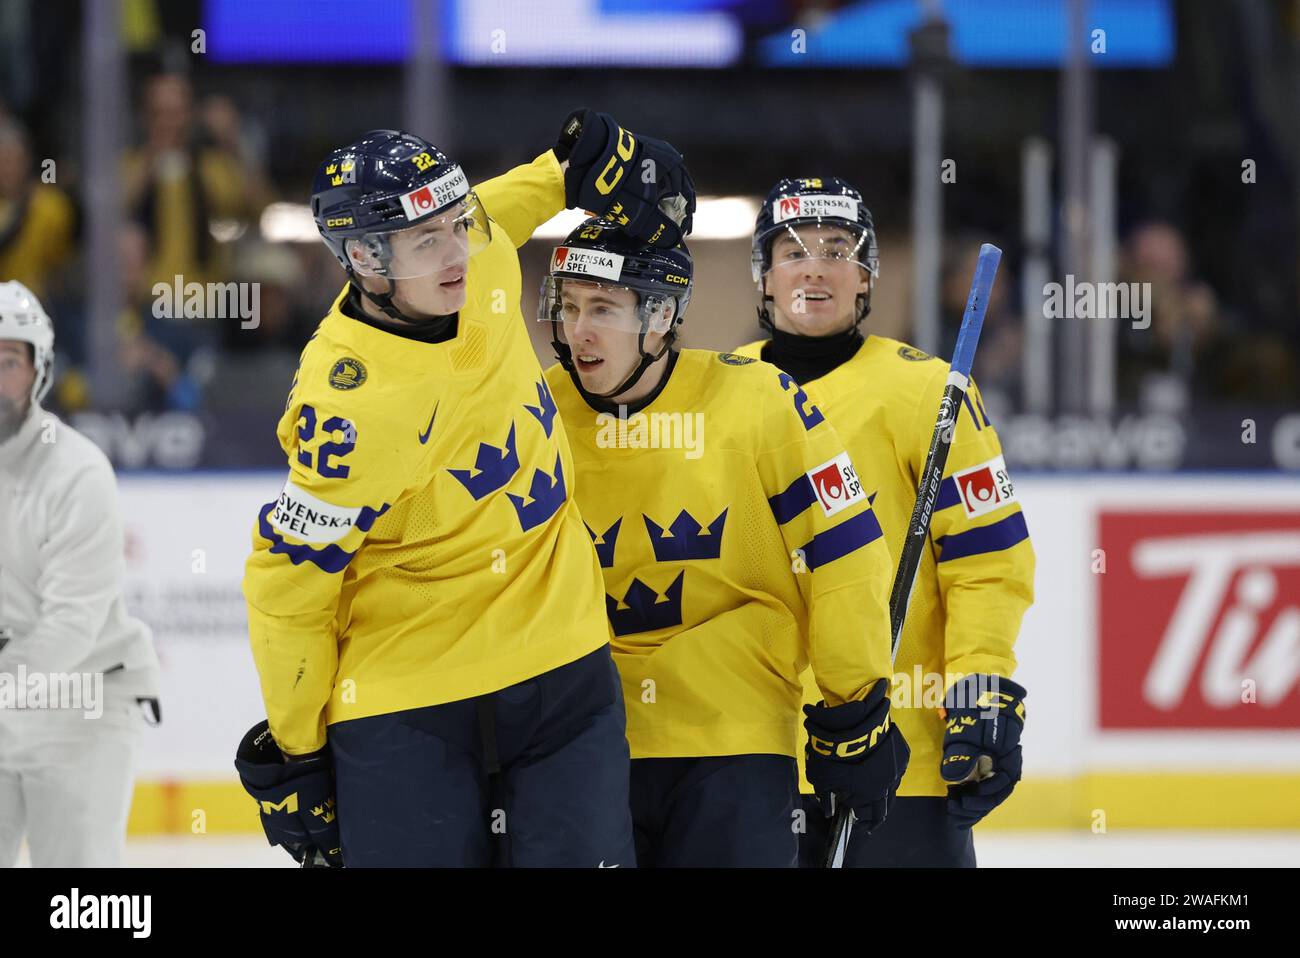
[1098,510,1300,729]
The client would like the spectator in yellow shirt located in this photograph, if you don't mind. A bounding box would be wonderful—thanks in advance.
[122,73,264,290]
[0,120,75,301]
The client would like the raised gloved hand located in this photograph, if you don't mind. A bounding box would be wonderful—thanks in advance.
[554,108,696,247]
[803,679,910,834]
[940,674,1027,829]
[234,720,343,867]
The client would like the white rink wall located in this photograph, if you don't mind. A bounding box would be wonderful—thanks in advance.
[115,473,1300,833]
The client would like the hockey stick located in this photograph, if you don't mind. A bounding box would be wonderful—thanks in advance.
[823,243,1002,868]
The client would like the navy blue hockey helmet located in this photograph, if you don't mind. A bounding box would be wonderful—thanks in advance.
[311,130,490,283]
[752,176,878,329]
[541,217,692,399]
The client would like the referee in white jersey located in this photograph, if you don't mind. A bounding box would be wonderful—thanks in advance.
[0,281,160,867]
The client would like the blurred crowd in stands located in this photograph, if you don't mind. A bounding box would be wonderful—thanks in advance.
[1,70,333,422]
[1,48,1296,430]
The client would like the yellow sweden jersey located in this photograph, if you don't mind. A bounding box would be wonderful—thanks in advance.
[735,335,1035,796]
[545,349,895,760]
[243,151,611,755]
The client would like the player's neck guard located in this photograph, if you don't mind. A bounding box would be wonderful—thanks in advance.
[765,321,865,386]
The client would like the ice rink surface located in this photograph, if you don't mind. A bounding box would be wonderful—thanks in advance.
[14,832,1300,867]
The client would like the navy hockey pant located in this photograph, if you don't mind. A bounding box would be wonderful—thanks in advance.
[798,794,976,867]
[630,754,799,867]
[328,644,635,867]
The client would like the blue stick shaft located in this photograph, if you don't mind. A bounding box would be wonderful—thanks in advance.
[823,242,1003,869]
[949,244,1002,379]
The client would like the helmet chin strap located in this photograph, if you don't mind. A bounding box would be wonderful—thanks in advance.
[347,235,454,326]
[593,328,675,402]
[351,274,455,326]
[550,315,677,408]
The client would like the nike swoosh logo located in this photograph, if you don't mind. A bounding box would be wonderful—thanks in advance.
[597,861,619,868]
[418,402,439,444]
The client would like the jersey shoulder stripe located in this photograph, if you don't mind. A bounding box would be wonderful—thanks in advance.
[798,507,884,571]
[936,511,1029,562]
[768,473,819,525]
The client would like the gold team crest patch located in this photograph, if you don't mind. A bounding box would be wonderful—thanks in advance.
[717,353,756,366]
[897,345,933,362]
[329,358,368,390]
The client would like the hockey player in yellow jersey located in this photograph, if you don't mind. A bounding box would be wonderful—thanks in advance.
[235,114,696,867]
[541,218,908,867]
[736,177,1034,867]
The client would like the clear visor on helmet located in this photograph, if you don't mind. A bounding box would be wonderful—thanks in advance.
[539,276,678,337]
[346,192,490,281]
[757,221,878,281]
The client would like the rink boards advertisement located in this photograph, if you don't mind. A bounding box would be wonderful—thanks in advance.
[113,473,1300,834]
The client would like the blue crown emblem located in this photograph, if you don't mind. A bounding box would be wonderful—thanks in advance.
[644,509,727,562]
[606,572,685,637]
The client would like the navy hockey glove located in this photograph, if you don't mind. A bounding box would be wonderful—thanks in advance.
[235,720,343,867]
[940,674,1027,829]
[803,680,910,834]
[554,108,696,247]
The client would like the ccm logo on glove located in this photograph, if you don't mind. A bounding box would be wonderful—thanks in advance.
[809,711,892,759]
[594,128,636,195]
